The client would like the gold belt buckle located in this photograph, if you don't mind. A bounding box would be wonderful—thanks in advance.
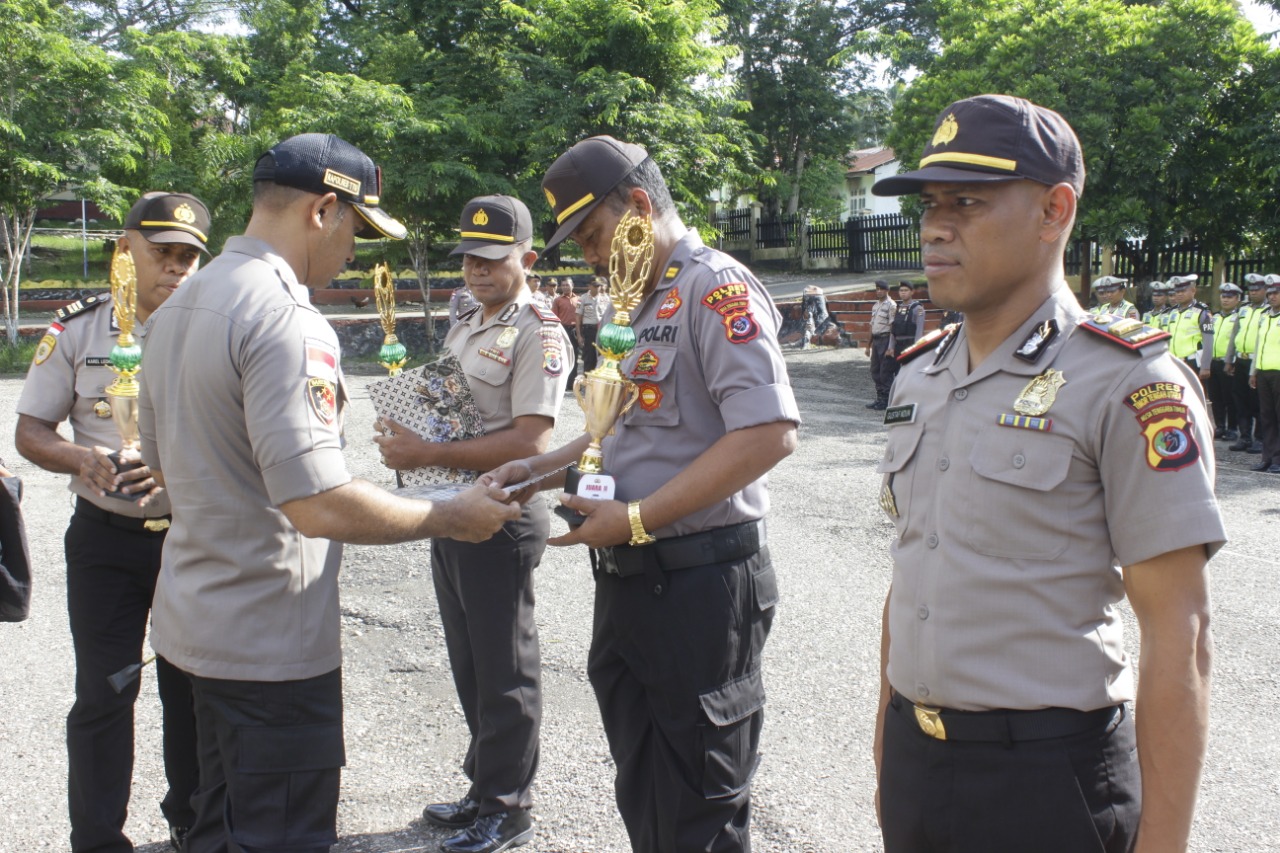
[914,704,947,740]
[143,519,170,532]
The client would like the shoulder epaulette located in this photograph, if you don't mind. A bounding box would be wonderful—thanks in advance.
[528,301,559,323]
[458,305,481,322]
[53,294,109,323]
[1078,314,1169,352]
[897,323,959,364]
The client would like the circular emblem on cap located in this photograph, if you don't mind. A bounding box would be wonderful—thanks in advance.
[931,114,959,148]
[544,188,556,209]
[173,203,196,224]
[472,208,489,226]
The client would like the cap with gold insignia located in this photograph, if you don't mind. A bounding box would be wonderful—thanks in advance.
[252,133,407,240]
[1219,282,1242,296]
[449,195,533,260]
[124,192,212,253]
[873,94,1084,197]
[542,135,650,250]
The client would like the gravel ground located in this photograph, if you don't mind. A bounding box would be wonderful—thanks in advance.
[0,343,1277,853]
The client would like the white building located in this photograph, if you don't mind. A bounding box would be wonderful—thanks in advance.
[844,147,902,218]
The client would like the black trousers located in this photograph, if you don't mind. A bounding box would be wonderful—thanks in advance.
[880,695,1140,853]
[184,667,345,853]
[1208,358,1238,431]
[1258,370,1280,466]
[562,322,579,390]
[587,547,777,853]
[581,324,600,373]
[1233,357,1260,428]
[64,510,198,853]
[870,335,894,402]
[431,502,546,815]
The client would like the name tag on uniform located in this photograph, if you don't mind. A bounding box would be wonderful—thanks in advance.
[85,356,111,366]
[883,403,917,426]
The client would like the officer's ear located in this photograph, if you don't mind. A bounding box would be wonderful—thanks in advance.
[116,233,132,257]
[1040,183,1077,246]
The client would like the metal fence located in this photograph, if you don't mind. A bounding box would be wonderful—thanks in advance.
[847,213,922,272]
[756,214,800,249]
[717,207,752,242]
[806,219,847,258]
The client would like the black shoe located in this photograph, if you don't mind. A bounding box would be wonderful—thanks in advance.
[1251,462,1272,472]
[169,826,189,853]
[1229,436,1252,451]
[441,810,534,853]
[1214,427,1226,440]
[423,796,481,828]
[1269,465,1280,474]
[1249,441,1264,454]
[1222,429,1239,441]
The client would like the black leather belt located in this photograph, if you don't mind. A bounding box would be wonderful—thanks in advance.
[74,497,171,534]
[872,332,890,338]
[593,519,764,578]
[890,692,1120,743]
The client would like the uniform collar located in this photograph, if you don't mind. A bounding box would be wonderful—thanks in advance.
[650,229,704,294]
[223,235,314,308]
[926,286,1083,384]
[471,285,531,331]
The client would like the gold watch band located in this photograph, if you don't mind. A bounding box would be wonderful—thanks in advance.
[627,500,656,546]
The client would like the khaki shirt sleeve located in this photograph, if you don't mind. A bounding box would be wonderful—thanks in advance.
[1098,355,1225,567]
[694,271,801,431]
[16,323,78,424]
[509,321,569,420]
[240,308,352,506]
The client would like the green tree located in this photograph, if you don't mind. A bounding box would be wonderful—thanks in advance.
[0,0,169,343]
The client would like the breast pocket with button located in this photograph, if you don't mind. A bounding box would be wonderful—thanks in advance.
[467,358,513,421]
[620,344,679,428]
[966,425,1074,560]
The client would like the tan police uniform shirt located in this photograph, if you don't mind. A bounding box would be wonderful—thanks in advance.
[444,287,569,435]
[138,236,352,681]
[879,287,1226,712]
[577,292,608,326]
[870,296,897,336]
[17,296,171,519]
[603,230,801,538]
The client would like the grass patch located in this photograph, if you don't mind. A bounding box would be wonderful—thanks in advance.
[0,342,37,375]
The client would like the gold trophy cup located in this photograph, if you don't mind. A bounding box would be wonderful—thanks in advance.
[103,245,145,500]
[558,211,653,525]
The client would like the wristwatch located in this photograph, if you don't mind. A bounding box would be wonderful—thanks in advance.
[627,500,656,546]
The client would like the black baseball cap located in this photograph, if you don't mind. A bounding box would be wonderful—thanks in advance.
[253,133,407,240]
[542,135,649,250]
[449,195,533,260]
[124,192,212,253]
[874,279,889,290]
[873,95,1085,197]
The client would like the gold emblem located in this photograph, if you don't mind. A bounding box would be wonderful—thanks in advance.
[472,208,490,226]
[34,333,57,365]
[931,113,959,148]
[914,705,947,740]
[144,519,170,532]
[1014,368,1067,416]
[544,188,556,209]
[496,326,519,348]
[173,203,196,224]
[879,481,899,519]
[93,399,112,418]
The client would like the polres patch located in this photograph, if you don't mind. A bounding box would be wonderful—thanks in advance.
[307,377,337,425]
[1133,399,1200,471]
[702,283,759,344]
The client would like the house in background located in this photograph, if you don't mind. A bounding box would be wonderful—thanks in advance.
[843,147,901,217]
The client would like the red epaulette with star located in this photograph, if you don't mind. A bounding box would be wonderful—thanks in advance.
[1078,314,1169,352]
[896,323,959,364]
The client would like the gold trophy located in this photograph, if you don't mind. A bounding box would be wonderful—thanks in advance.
[558,211,652,525]
[103,245,145,499]
[374,262,407,376]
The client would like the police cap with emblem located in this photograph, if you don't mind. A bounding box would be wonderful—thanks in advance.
[450,195,533,260]
[1170,274,1199,290]
[872,94,1085,197]
[1092,275,1127,292]
[124,192,212,253]
[1219,282,1243,296]
[541,135,650,251]
[1266,274,1280,292]
[1244,273,1266,288]
[253,133,407,240]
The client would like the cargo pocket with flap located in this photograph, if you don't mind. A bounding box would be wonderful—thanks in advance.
[697,668,765,799]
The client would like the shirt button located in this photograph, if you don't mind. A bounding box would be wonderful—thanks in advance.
[918,605,929,620]
[938,457,950,471]
[917,684,930,698]
[954,389,968,401]
[480,367,488,376]
[1013,454,1026,469]
[926,533,939,549]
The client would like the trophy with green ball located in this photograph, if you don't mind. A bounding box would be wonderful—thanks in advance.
[103,245,145,499]
[374,262,407,376]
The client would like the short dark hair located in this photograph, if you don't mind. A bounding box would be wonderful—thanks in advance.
[604,157,674,217]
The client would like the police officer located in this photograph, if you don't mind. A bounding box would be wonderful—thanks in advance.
[374,195,568,853]
[889,280,924,358]
[1089,275,1138,319]
[870,95,1224,853]
[1227,274,1269,452]
[1249,278,1280,473]
[486,135,799,852]
[866,279,897,410]
[1209,282,1243,440]
[15,192,208,853]
[1166,274,1214,386]
[575,275,608,373]
[136,134,517,853]
[1143,279,1171,327]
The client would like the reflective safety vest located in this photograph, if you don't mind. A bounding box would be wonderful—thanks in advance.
[1237,303,1266,357]
[1168,303,1210,358]
[1256,310,1280,371]
[1091,300,1137,320]
[1213,312,1234,359]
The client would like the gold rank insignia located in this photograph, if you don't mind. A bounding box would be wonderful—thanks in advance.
[472,208,489,226]
[93,399,112,418]
[544,188,556,209]
[496,326,519,348]
[879,480,899,519]
[173,203,196,224]
[1014,369,1066,416]
[931,114,959,147]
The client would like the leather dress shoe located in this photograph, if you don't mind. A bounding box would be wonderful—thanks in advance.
[169,825,189,852]
[1248,440,1264,453]
[1269,465,1280,474]
[423,796,481,828]
[1229,436,1252,451]
[441,809,534,853]
[1251,461,1272,472]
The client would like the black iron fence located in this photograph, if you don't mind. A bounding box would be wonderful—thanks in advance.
[718,207,751,242]
[756,214,800,249]
[847,213,922,272]
[806,219,847,258]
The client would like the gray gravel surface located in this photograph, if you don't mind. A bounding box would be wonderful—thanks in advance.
[0,344,1276,852]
